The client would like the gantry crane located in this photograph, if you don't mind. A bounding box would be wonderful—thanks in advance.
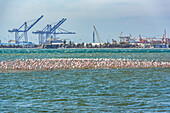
[33,18,75,44]
[8,15,43,44]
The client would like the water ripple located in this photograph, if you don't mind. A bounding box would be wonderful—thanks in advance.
[0,68,170,112]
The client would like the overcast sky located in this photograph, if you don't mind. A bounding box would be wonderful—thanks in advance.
[0,0,170,43]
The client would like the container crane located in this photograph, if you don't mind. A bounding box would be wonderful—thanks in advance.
[93,26,101,44]
[8,15,43,44]
[33,18,75,44]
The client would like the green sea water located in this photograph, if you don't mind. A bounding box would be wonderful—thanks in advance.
[0,48,170,112]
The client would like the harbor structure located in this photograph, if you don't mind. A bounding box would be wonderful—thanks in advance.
[136,30,169,48]
[32,18,75,45]
[119,32,136,43]
[1,15,170,48]
[93,26,102,44]
[118,30,169,48]
[8,15,43,44]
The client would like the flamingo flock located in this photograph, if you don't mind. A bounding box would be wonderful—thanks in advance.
[0,58,169,71]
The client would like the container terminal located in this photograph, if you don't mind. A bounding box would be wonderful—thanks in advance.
[0,15,169,49]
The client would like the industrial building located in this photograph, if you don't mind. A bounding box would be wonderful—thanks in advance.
[118,30,169,48]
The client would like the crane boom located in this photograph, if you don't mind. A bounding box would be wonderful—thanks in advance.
[145,38,156,39]
[50,18,66,33]
[27,15,44,31]
[93,26,101,44]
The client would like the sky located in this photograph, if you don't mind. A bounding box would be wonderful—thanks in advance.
[0,0,170,44]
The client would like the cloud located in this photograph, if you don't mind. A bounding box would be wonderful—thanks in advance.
[45,0,169,20]
[2,0,169,21]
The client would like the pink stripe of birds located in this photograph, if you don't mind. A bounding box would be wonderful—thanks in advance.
[0,58,170,70]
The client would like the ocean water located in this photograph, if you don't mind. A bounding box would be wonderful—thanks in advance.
[0,48,170,112]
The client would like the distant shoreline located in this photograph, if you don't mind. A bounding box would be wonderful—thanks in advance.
[0,47,170,49]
